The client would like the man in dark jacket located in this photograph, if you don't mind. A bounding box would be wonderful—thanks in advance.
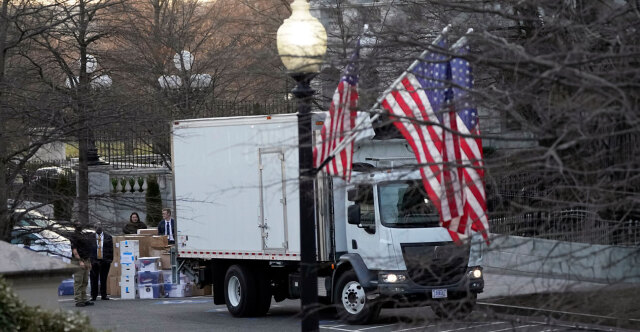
[157,208,176,244]
[70,227,95,307]
[90,227,113,301]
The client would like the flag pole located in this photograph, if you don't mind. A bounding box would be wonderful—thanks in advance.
[315,24,453,174]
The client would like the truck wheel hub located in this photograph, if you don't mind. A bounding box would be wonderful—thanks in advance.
[342,281,365,313]
[228,276,241,307]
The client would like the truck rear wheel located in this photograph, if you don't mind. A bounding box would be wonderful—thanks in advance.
[224,265,258,317]
[334,270,380,324]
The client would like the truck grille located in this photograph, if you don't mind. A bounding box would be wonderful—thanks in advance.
[401,242,469,286]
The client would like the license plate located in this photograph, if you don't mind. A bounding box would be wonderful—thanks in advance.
[432,289,447,299]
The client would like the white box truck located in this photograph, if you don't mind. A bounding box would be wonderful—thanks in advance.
[171,113,484,324]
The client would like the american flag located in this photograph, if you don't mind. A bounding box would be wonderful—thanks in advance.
[380,38,463,240]
[381,36,488,243]
[314,42,359,181]
[449,44,489,243]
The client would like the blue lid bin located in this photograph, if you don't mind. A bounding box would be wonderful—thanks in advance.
[58,278,74,296]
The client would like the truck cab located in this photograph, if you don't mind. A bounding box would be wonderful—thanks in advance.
[327,141,484,324]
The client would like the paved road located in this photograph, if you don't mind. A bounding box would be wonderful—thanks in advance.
[60,296,629,332]
[59,269,632,331]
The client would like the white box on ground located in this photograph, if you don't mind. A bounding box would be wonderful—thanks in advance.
[168,283,192,298]
[120,240,139,250]
[138,284,163,299]
[120,252,137,264]
[120,284,138,299]
[121,274,136,285]
[121,264,137,277]
[138,257,161,272]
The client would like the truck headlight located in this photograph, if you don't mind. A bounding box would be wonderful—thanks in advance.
[379,272,407,283]
[468,267,482,279]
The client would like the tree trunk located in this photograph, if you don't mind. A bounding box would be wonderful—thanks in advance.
[0,0,10,241]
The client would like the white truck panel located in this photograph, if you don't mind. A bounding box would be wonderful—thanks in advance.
[172,115,301,259]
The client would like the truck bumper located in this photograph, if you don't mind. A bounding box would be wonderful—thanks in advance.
[376,269,484,303]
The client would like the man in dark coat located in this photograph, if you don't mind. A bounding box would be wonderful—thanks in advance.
[70,227,95,307]
[90,226,113,301]
[157,208,176,244]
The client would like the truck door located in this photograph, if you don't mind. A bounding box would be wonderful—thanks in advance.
[258,148,289,253]
[346,184,397,270]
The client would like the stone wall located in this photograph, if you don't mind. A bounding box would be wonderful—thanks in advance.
[482,234,640,283]
[85,165,173,235]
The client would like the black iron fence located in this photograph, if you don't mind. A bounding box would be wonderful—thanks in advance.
[92,100,295,169]
[487,173,640,247]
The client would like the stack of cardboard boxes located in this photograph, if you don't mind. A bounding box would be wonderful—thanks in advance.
[106,231,170,299]
[106,229,211,298]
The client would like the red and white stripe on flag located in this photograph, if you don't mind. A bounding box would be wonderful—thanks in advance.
[450,45,490,244]
[380,74,450,231]
[313,45,359,181]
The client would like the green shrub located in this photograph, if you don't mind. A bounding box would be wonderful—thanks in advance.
[0,276,97,332]
[145,176,162,227]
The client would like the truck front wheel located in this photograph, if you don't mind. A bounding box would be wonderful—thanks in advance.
[224,265,258,317]
[334,270,380,324]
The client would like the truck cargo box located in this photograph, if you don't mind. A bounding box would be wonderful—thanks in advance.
[172,114,322,261]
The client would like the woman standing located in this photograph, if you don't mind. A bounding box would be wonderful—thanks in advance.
[122,212,147,234]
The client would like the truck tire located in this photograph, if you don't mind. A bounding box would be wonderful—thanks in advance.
[253,266,272,316]
[334,270,381,324]
[432,293,476,320]
[224,265,258,317]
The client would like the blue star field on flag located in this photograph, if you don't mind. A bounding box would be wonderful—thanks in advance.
[449,44,477,131]
[410,39,449,122]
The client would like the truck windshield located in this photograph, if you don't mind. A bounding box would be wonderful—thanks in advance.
[378,181,440,228]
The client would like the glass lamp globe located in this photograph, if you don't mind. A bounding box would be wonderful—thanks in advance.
[276,0,327,74]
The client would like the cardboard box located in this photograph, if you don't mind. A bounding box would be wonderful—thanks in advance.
[192,284,212,296]
[138,229,158,235]
[107,276,120,297]
[149,248,166,258]
[160,253,171,269]
[149,236,168,249]
[138,284,163,299]
[138,257,161,272]
[108,262,121,278]
[117,236,149,257]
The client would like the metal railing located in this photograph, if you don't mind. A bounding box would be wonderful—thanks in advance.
[91,100,295,169]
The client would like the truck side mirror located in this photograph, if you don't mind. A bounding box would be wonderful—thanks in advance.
[347,188,359,202]
[347,204,361,225]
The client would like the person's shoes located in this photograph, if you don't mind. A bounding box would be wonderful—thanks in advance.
[91,297,97,301]
[101,296,110,300]
[75,302,86,307]
[84,301,95,306]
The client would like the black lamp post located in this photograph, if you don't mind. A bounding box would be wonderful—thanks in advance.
[276,1,327,331]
